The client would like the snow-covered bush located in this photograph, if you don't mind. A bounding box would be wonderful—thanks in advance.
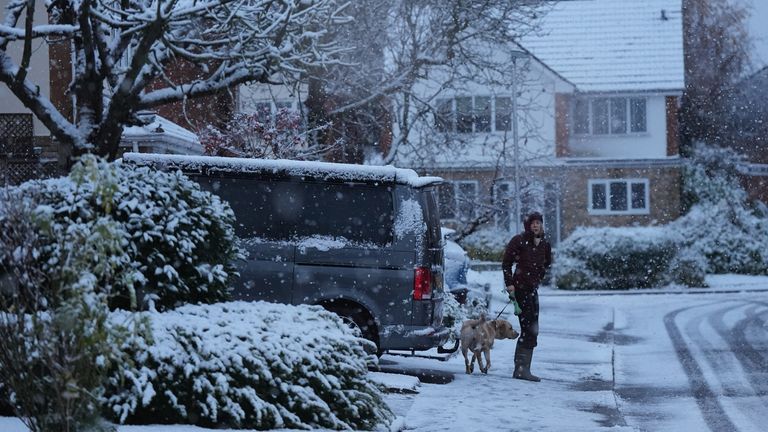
[103,302,394,430]
[676,143,768,274]
[553,226,684,290]
[670,202,768,274]
[460,226,510,260]
[11,155,240,310]
[0,176,132,431]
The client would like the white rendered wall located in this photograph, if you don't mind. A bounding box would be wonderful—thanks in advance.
[567,94,670,159]
[0,0,51,136]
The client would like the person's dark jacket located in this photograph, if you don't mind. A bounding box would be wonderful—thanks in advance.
[502,221,552,289]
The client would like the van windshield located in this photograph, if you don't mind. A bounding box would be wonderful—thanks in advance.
[200,176,395,246]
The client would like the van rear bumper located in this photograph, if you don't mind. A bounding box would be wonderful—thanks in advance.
[379,324,451,351]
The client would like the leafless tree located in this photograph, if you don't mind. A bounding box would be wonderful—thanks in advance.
[0,0,349,160]
[680,0,753,149]
[297,0,553,164]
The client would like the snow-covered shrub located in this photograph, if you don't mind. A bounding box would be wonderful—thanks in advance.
[553,226,683,290]
[103,302,393,430]
[11,155,240,310]
[664,246,709,287]
[0,179,132,431]
[460,226,510,260]
[683,142,747,208]
[676,143,768,274]
[670,202,768,274]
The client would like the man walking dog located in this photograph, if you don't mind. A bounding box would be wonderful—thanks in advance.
[502,212,552,382]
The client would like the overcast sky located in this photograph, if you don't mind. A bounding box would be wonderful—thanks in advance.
[745,0,768,71]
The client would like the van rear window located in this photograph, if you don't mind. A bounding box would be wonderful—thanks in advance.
[201,177,394,246]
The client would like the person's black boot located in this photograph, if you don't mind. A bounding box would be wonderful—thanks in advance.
[513,346,541,382]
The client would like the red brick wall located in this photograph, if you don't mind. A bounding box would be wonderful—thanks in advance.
[559,165,682,238]
[665,96,680,156]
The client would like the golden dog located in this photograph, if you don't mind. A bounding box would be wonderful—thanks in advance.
[460,315,519,374]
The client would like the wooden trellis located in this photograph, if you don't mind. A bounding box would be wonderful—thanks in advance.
[0,114,56,186]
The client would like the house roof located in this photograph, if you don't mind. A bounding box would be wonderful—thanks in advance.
[519,0,684,93]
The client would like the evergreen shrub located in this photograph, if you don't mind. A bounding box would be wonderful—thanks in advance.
[103,302,394,430]
[10,156,240,310]
[553,227,692,290]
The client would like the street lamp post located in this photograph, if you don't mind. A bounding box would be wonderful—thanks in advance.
[508,50,527,233]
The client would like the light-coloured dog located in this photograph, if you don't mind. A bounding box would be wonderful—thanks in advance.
[460,315,519,374]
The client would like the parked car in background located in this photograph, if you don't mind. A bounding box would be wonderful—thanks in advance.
[123,153,450,354]
[442,228,491,309]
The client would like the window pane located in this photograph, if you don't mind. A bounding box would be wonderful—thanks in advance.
[631,182,646,209]
[435,98,453,133]
[610,98,627,134]
[573,98,590,134]
[456,97,473,133]
[495,96,512,131]
[609,182,628,211]
[592,98,609,134]
[253,102,272,122]
[299,182,394,245]
[475,96,491,132]
[591,183,606,210]
[630,98,647,132]
[457,182,477,221]
[438,183,456,219]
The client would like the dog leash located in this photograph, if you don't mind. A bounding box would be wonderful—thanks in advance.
[495,299,512,320]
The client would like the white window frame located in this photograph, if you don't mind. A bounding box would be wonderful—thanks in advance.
[588,178,650,215]
[439,180,479,221]
[435,96,513,134]
[572,96,647,136]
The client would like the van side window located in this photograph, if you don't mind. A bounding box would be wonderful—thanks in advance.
[200,176,394,245]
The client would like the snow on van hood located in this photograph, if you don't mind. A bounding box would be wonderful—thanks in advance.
[121,153,443,188]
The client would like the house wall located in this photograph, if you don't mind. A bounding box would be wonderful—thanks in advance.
[393,60,565,170]
[559,164,682,238]
[567,94,670,159]
[0,1,51,138]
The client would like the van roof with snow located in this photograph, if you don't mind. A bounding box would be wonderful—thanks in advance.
[121,153,443,188]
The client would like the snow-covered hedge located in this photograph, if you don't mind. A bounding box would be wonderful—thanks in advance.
[7,156,240,310]
[552,226,694,290]
[103,302,393,430]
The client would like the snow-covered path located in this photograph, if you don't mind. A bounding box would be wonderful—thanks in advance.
[382,273,768,431]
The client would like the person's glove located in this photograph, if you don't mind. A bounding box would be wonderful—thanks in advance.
[505,286,523,315]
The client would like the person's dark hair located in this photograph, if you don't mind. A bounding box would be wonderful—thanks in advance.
[523,212,544,233]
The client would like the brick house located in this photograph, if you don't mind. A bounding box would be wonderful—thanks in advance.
[723,66,768,204]
[394,0,686,245]
[0,0,222,185]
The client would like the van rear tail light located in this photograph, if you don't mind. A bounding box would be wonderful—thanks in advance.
[414,267,432,300]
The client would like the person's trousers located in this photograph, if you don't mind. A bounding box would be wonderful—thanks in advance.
[514,286,539,349]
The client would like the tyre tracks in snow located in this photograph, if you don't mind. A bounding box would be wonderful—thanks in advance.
[664,300,768,432]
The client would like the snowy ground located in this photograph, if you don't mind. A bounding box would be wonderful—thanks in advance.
[2,272,767,431]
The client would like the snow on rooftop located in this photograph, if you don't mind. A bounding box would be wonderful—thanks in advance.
[519,0,685,93]
[121,114,203,155]
[122,153,443,187]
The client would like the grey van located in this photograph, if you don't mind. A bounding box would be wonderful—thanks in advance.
[123,153,450,353]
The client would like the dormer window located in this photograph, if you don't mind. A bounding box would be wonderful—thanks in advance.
[573,96,647,136]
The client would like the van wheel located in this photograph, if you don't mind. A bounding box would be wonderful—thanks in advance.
[328,305,381,357]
